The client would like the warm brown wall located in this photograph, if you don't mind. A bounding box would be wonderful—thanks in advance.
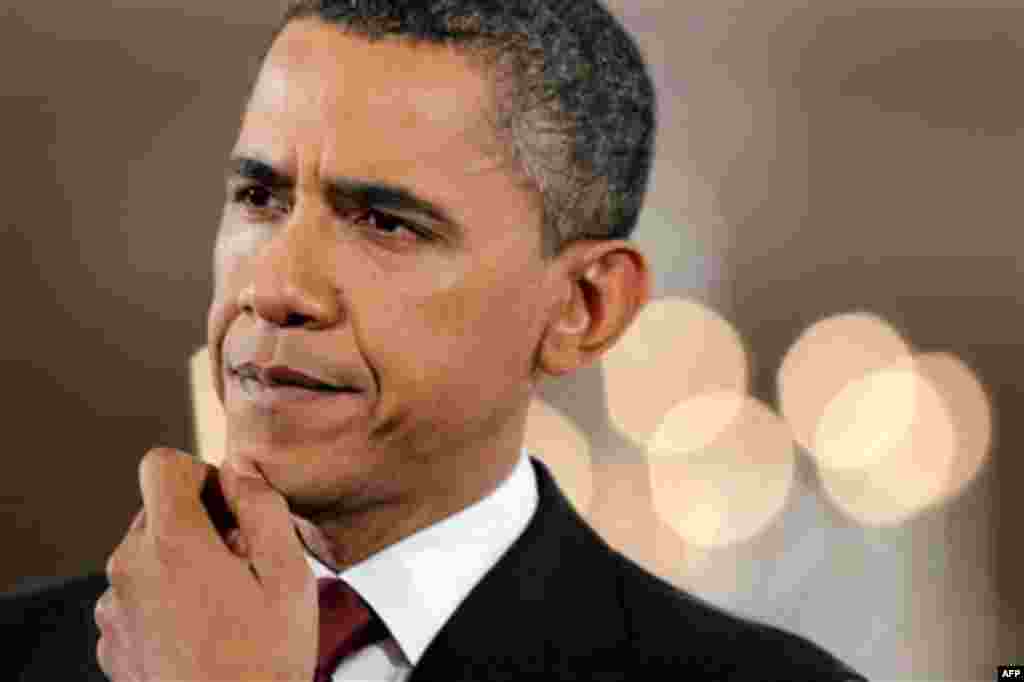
[1,3,274,587]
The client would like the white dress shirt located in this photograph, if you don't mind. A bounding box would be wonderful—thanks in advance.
[305,448,540,682]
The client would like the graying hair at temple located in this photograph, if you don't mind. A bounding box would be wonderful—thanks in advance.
[275,0,658,260]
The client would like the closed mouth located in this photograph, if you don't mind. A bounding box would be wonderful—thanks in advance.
[230,365,362,394]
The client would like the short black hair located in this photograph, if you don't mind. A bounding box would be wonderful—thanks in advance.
[276,0,657,260]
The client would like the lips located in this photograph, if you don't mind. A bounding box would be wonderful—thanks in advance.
[231,363,360,393]
[226,361,366,413]
[227,367,366,413]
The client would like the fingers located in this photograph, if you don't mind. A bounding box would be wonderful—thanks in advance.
[220,463,309,598]
[138,447,218,550]
[95,587,139,682]
[135,447,307,598]
[94,589,117,679]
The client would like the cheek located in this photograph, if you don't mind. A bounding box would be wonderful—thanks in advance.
[418,273,543,384]
[208,227,265,390]
[209,225,267,323]
[419,242,542,336]
[212,225,264,291]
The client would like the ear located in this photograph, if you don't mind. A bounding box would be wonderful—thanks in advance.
[536,240,651,378]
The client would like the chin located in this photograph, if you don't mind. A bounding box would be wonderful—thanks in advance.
[282,469,390,525]
[237,437,377,483]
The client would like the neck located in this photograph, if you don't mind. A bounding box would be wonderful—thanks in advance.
[292,443,523,573]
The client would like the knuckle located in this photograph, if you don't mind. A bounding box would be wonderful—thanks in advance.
[140,447,205,496]
[140,446,178,475]
[138,448,167,485]
[145,445,176,464]
[143,445,198,475]
[95,636,111,677]
[95,631,123,682]
[93,590,115,631]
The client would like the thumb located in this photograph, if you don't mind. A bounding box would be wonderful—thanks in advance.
[222,465,309,598]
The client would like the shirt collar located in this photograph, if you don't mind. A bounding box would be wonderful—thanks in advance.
[305,448,539,666]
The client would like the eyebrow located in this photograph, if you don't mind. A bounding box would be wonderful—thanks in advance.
[227,155,460,232]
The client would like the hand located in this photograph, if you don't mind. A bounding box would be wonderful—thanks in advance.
[95,448,317,682]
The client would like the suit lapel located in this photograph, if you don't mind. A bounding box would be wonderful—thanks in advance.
[409,457,631,682]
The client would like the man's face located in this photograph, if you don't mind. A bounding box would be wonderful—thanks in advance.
[208,19,558,515]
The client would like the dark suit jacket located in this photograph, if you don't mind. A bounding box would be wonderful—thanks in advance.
[3,457,866,681]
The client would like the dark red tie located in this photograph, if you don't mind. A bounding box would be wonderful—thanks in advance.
[313,577,387,682]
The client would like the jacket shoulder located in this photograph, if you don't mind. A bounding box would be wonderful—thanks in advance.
[610,553,867,681]
[1,573,108,680]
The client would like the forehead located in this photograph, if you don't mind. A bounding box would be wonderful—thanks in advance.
[238,18,513,192]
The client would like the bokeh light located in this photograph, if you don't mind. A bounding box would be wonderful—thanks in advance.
[811,363,923,472]
[602,296,748,445]
[817,357,956,525]
[190,345,226,466]
[647,392,796,548]
[913,352,993,502]
[583,455,671,568]
[523,397,595,515]
[778,312,914,459]
[817,352,993,526]
[646,391,747,459]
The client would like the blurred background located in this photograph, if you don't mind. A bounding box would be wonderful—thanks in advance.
[2,0,1021,679]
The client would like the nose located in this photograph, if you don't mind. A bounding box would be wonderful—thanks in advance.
[238,208,339,330]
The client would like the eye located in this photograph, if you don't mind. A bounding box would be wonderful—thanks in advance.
[231,184,289,215]
[350,209,431,241]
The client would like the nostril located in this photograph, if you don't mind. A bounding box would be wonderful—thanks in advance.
[284,312,310,327]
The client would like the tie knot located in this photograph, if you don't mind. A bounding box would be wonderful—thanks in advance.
[317,577,366,613]
[314,578,388,682]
